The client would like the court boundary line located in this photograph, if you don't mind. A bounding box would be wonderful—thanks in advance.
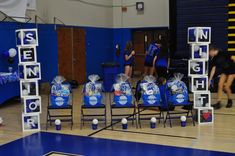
[104,129,197,140]
[215,113,235,116]
[43,151,82,156]
[87,109,145,136]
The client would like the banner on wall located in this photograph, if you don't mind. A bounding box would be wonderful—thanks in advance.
[0,0,27,20]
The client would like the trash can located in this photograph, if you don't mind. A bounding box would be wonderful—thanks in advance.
[101,62,119,92]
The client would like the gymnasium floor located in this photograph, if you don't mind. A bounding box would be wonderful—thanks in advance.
[0,86,235,155]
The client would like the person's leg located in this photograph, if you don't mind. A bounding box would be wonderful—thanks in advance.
[213,74,227,109]
[150,67,154,75]
[125,65,130,76]
[224,74,235,108]
[144,66,148,75]
[129,66,133,78]
[218,74,227,102]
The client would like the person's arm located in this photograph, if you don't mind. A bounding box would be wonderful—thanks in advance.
[125,50,135,61]
[153,55,157,67]
[209,66,216,87]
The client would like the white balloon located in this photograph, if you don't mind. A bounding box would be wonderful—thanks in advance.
[35,100,40,105]
[92,119,98,125]
[180,116,186,122]
[26,68,30,75]
[150,117,157,123]
[201,52,207,58]
[29,38,36,44]
[194,29,197,37]
[22,89,28,96]
[8,48,17,57]
[31,116,39,124]
[34,66,39,73]
[194,45,200,52]
[121,118,127,124]
[198,28,204,37]
[55,119,61,125]
[18,31,25,39]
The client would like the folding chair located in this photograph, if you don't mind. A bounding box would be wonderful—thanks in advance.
[80,75,106,129]
[46,81,73,130]
[110,74,137,129]
[136,78,164,128]
[164,74,195,127]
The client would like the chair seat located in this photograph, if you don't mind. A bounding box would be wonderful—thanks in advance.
[111,104,135,108]
[138,103,161,107]
[82,104,106,108]
[48,105,72,109]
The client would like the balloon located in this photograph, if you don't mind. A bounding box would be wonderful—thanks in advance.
[55,119,61,125]
[31,116,39,124]
[194,29,197,37]
[150,117,157,123]
[194,45,200,52]
[22,89,28,96]
[121,118,127,124]
[92,119,98,125]
[18,31,25,39]
[34,66,39,73]
[8,48,17,57]
[180,116,186,122]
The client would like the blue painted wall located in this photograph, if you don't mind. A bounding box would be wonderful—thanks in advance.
[113,28,132,73]
[85,27,114,77]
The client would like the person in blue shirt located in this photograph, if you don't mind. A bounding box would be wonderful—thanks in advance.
[124,41,135,77]
[144,41,160,75]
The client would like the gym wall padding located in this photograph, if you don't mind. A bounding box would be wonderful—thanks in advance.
[176,0,228,58]
[113,28,132,73]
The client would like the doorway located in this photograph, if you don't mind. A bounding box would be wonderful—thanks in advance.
[57,27,86,84]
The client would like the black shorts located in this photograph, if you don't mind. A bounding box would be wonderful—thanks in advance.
[222,62,235,75]
[156,66,167,78]
[144,61,153,67]
[124,63,133,67]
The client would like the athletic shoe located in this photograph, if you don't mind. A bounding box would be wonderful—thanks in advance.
[226,99,233,108]
[212,102,221,110]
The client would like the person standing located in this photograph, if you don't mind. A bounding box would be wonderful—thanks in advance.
[154,37,170,80]
[124,41,135,78]
[144,41,160,75]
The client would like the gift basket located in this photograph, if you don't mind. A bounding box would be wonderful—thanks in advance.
[166,73,188,105]
[113,74,132,106]
[83,74,103,106]
[50,76,71,107]
[139,75,161,105]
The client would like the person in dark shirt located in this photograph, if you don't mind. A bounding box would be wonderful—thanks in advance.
[209,46,235,109]
[154,37,170,80]
[124,41,135,77]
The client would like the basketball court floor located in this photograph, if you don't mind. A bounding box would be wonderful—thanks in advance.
[0,87,235,156]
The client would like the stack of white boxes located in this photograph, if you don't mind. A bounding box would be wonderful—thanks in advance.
[16,29,41,131]
[188,27,214,124]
